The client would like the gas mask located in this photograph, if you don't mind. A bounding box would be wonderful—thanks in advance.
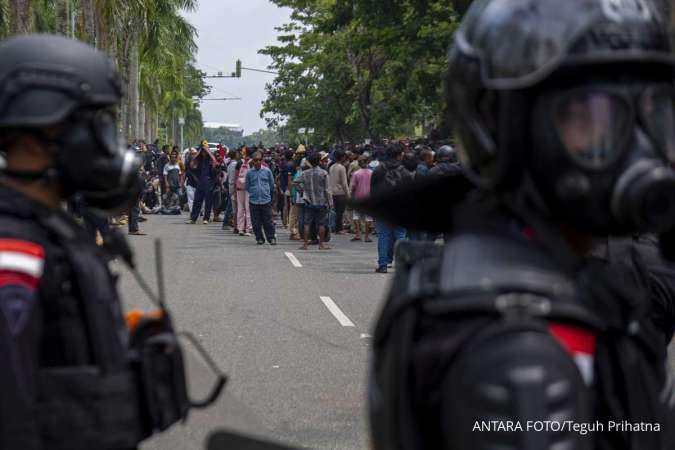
[53,109,141,212]
[529,80,675,235]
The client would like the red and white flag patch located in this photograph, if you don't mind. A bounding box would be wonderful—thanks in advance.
[0,240,44,335]
[549,323,597,386]
[0,239,45,281]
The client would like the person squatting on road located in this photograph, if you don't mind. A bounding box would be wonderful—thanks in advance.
[246,151,277,245]
[368,0,675,449]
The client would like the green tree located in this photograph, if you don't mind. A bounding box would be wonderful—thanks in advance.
[261,0,460,143]
[1,0,205,145]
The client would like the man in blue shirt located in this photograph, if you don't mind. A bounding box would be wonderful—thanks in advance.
[246,151,277,245]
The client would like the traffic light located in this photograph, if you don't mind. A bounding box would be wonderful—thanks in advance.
[235,59,242,78]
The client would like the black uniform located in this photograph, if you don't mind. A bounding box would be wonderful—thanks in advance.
[598,236,675,344]
[0,33,205,450]
[370,197,675,450]
[0,188,148,450]
[366,0,675,449]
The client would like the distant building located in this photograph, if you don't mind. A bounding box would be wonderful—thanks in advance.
[204,122,244,137]
[203,122,245,148]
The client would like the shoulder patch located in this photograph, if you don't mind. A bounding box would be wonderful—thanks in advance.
[0,239,45,280]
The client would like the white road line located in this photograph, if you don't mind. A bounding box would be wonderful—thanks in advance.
[285,252,303,268]
[320,296,355,327]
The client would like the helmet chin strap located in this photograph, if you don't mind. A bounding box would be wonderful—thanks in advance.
[0,127,64,185]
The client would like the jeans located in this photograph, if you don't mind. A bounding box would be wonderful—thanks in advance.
[82,209,109,239]
[333,195,347,232]
[128,204,141,233]
[250,202,276,242]
[222,192,233,229]
[230,192,238,229]
[191,183,214,222]
[376,221,406,269]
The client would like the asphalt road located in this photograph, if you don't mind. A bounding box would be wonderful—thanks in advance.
[116,214,675,450]
[115,214,390,450]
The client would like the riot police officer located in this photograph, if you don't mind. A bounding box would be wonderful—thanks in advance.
[429,145,461,177]
[0,34,166,450]
[368,0,675,449]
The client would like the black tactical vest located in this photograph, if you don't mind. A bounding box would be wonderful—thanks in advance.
[0,191,147,449]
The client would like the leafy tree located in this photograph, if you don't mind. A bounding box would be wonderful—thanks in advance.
[0,0,206,145]
[261,0,460,144]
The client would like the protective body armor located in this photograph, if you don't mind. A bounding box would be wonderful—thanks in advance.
[370,203,673,450]
[0,187,184,450]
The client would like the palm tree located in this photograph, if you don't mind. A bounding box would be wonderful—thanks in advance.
[9,0,32,34]
[0,0,10,38]
[2,0,205,143]
[54,0,69,35]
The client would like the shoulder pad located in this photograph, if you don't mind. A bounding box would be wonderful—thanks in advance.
[439,232,576,300]
[442,328,593,450]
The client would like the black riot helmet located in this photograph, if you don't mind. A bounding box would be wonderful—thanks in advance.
[447,0,675,235]
[0,34,140,212]
[436,145,457,163]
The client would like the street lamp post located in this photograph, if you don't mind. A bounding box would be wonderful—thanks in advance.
[179,117,185,151]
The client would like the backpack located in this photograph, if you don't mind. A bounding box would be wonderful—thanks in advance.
[383,165,411,191]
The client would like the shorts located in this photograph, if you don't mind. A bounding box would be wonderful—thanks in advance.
[352,210,372,222]
[303,204,328,228]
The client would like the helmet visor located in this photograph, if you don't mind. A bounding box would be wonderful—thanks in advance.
[554,90,632,169]
[639,85,675,163]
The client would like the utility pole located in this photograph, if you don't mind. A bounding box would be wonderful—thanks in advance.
[179,117,185,151]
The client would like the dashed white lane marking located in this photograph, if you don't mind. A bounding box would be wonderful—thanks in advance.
[360,333,372,339]
[285,252,303,268]
[320,296,355,327]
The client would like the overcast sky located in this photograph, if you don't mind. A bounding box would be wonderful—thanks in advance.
[183,1,291,135]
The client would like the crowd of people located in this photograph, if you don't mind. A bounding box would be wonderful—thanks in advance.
[115,137,461,273]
